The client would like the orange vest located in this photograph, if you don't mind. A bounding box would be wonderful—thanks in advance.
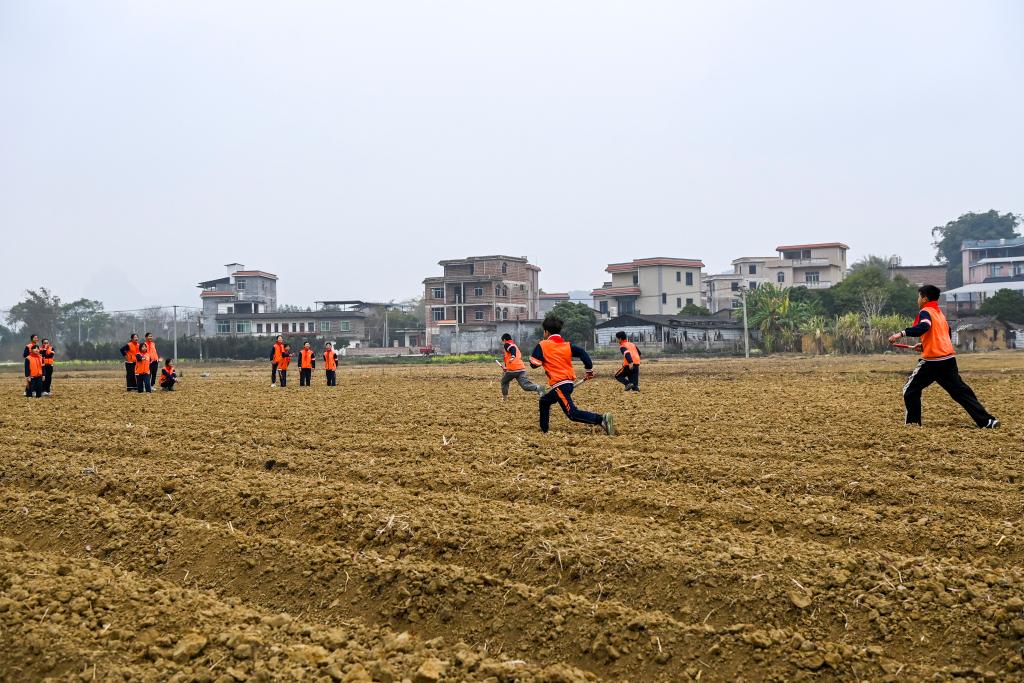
[619,340,640,366]
[124,341,139,362]
[27,352,44,378]
[273,342,285,363]
[323,350,338,370]
[918,302,955,360]
[135,353,151,376]
[41,343,55,366]
[278,353,291,370]
[300,348,314,369]
[146,340,158,361]
[538,336,576,387]
[503,342,525,371]
[161,365,175,384]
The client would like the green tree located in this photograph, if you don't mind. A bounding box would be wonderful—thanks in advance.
[931,211,1021,287]
[547,301,596,348]
[826,266,919,318]
[979,289,1024,323]
[59,298,114,343]
[851,254,898,272]
[6,288,62,340]
[746,284,811,352]
[679,303,712,316]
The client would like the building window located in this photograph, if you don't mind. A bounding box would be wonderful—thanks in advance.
[777,272,785,283]
[299,322,305,332]
[474,286,483,297]
[686,272,694,286]
[289,323,296,332]
[321,321,332,332]
[468,264,475,275]
[474,310,484,320]
[676,297,682,308]
[599,300,608,314]
[805,271,820,284]
[256,323,264,334]
[340,321,350,332]
[748,265,757,275]
[661,293,667,304]
[432,287,443,299]
[235,321,251,334]
[750,282,758,290]
[236,279,246,290]
[501,262,508,274]
[632,274,639,285]
[502,308,509,320]
[676,271,681,282]
[686,298,694,305]
[309,321,315,332]
[432,307,445,321]
[730,282,739,291]
[990,264,1000,276]
[217,321,230,334]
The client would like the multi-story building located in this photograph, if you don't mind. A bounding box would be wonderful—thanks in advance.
[887,262,947,290]
[731,256,783,290]
[770,242,849,289]
[422,255,541,348]
[197,264,365,343]
[539,292,570,314]
[704,272,744,313]
[591,257,704,317]
[961,236,1024,285]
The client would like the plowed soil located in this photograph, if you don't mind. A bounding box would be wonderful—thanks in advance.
[2,353,1022,682]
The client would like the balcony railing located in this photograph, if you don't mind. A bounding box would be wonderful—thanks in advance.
[801,280,833,289]
[786,258,832,267]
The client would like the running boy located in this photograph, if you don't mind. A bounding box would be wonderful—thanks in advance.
[499,333,542,401]
[613,331,641,392]
[134,343,153,393]
[323,342,339,386]
[270,335,285,387]
[277,344,292,387]
[160,359,177,391]
[529,315,614,435]
[299,341,315,386]
[119,333,140,391]
[889,285,999,428]
[25,344,44,398]
[40,338,55,396]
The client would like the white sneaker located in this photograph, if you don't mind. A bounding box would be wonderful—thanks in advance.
[981,418,1000,429]
[271,383,277,388]
[42,392,50,397]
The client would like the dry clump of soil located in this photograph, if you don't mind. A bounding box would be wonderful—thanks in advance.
[1,353,1023,681]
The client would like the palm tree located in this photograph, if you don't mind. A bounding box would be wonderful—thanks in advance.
[747,285,812,352]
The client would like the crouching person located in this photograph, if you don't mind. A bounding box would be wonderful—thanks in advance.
[160,359,178,391]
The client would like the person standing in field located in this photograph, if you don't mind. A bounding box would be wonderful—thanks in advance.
[529,315,615,435]
[144,332,160,389]
[134,342,153,393]
[277,344,292,387]
[299,341,315,387]
[889,285,999,428]
[25,344,44,398]
[40,338,55,396]
[613,331,641,392]
[22,334,39,393]
[323,342,339,386]
[498,333,542,401]
[119,333,140,392]
[270,335,285,387]
[159,358,177,391]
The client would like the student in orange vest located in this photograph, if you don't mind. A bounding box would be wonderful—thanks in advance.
[323,342,339,386]
[25,344,45,398]
[270,335,285,387]
[499,333,541,401]
[613,331,641,392]
[299,341,316,386]
[529,315,614,435]
[134,343,153,393]
[22,334,39,390]
[889,285,999,428]
[119,333,140,392]
[40,338,56,396]
[277,344,292,387]
[144,332,160,389]
[159,358,178,391]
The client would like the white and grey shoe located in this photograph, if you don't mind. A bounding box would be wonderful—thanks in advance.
[981,418,1000,429]
[601,413,616,436]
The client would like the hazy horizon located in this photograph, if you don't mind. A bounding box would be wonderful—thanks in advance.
[3,1,1022,312]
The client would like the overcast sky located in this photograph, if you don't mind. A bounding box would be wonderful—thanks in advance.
[2,1,1022,311]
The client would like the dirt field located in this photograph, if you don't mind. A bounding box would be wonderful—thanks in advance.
[1,353,1022,682]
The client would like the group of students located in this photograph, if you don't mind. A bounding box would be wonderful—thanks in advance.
[269,336,339,387]
[22,335,55,398]
[119,332,178,393]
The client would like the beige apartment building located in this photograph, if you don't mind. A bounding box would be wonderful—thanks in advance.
[729,243,849,292]
[423,255,541,347]
[592,257,704,317]
[704,272,744,313]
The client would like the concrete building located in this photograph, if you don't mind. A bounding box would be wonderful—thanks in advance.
[961,236,1024,285]
[704,272,744,313]
[770,242,849,289]
[197,264,364,343]
[943,280,1024,317]
[423,255,541,349]
[731,256,783,290]
[887,262,947,290]
[539,292,570,314]
[591,257,704,318]
[595,313,748,352]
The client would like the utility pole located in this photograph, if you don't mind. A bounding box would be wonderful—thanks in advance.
[741,288,750,359]
[77,316,82,344]
[172,305,178,361]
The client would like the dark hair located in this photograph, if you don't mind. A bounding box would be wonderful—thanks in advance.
[501,333,512,341]
[542,315,563,335]
[145,332,153,337]
[615,331,627,341]
[30,334,38,340]
[165,358,173,365]
[284,343,291,348]
[41,338,49,343]
[130,333,138,340]
[30,344,39,351]
[918,284,941,302]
